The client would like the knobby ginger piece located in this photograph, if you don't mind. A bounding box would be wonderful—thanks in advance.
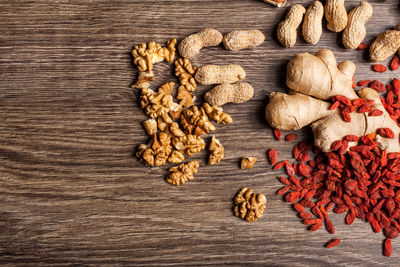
[208,136,224,165]
[166,160,199,185]
[241,157,257,169]
[234,187,266,222]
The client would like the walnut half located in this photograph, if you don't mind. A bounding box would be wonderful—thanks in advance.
[202,102,233,124]
[166,160,199,186]
[136,132,172,167]
[234,187,266,222]
[241,157,257,169]
[180,106,215,136]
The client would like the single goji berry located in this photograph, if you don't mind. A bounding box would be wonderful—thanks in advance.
[326,238,340,248]
[273,128,282,141]
[369,80,386,92]
[372,64,387,73]
[285,133,297,142]
[267,149,278,166]
[391,55,399,71]
[376,128,395,139]
[384,238,392,257]
[357,42,368,50]
[357,80,371,86]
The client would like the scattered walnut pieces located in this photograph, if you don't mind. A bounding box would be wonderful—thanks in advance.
[202,102,233,124]
[131,39,177,88]
[180,106,216,136]
[172,134,205,156]
[234,187,266,222]
[177,86,196,108]
[136,132,172,167]
[166,160,199,186]
[175,58,197,92]
[139,84,174,118]
[241,157,257,169]
[208,136,224,165]
[142,118,157,136]
[167,150,185,164]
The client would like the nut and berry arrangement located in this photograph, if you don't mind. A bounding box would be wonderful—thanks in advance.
[131,0,400,259]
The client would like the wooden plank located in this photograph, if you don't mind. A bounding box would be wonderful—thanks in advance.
[0,0,399,265]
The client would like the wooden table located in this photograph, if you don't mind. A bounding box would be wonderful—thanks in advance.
[1,0,399,265]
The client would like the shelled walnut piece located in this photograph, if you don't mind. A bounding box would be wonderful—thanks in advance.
[202,103,233,124]
[208,136,224,165]
[175,58,197,92]
[177,86,196,108]
[234,187,267,222]
[241,157,257,169]
[172,134,205,156]
[180,106,216,136]
[132,39,177,88]
[136,132,172,167]
[167,150,185,164]
[166,160,199,185]
[157,113,185,137]
[139,83,175,119]
[142,119,157,136]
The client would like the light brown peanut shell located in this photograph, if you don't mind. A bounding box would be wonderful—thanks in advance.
[204,82,254,106]
[342,1,373,50]
[223,30,265,51]
[277,4,306,48]
[325,0,348,32]
[178,29,223,58]
[369,29,400,62]
[195,64,246,85]
[302,1,324,45]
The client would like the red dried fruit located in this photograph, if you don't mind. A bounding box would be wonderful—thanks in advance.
[343,135,359,142]
[384,238,392,257]
[393,78,400,95]
[298,212,313,219]
[372,64,387,73]
[303,218,323,225]
[331,140,342,151]
[357,80,370,87]
[277,176,290,185]
[334,95,352,106]
[273,160,287,170]
[293,203,305,213]
[285,162,296,176]
[285,133,297,142]
[309,223,322,231]
[369,80,386,92]
[273,128,282,141]
[376,128,395,139]
[325,218,335,234]
[326,238,340,248]
[391,55,399,71]
[267,149,278,166]
[384,226,399,239]
[357,42,368,50]
[276,186,290,196]
[285,191,300,203]
[329,101,340,110]
[368,109,383,117]
[341,111,351,122]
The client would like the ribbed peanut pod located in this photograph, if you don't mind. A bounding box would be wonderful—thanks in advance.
[223,30,265,51]
[342,1,373,49]
[204,82,254,106]
[277,4,306,48]
[302,1,324,45]
[195,64,246,85]
[178,29,223,58]
[325,0,348,32]
[369,26,400,62]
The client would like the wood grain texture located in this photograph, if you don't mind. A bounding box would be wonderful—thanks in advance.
[0,0,400,265]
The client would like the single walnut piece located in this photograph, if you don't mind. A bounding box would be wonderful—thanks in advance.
[181,106,216,136]
[201,103,233,124]
[139,83,174,118]
[166,160,199,186]
[177,86,196,108]
[167,150,185,164]
[133,71,154,89]
[169,102,183,120]
[172,134,205,156]
[136,132,172,167]
[157,113,185,137]
[142,118,157,136]
[208,136,224,165]
[241,157,257,169]
[234,187,267,222]
[175,58,197,92]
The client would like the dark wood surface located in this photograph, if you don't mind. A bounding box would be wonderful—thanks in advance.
[1,0,400,265]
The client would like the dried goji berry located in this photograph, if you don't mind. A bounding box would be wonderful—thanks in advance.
[357,42,368,50]
[391,55,399,71]
[369,80,386,92]
[267,149,278,166]
[384,238,392,257]
[329,101,340,110]
[325,238,340,248]
[273,128,282,141]
[357,80,370,87]
[285,191,300,203]
[293,203,305,213]
[372,64,387,73]
[285,133,297,142]
[376,128,395,139]
[276,186,290,196]
[309,223,322,231]
[325,218,335,234]
[368,109,383,117]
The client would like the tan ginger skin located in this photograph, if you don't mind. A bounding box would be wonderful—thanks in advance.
[342,1,373,50]
[205,82,254,106]
[369,25,400,62]
[286,49,357,100]
[325,0,348,32]
[277,4,306,48]
[195,64,246,85]
[223,30,265,51]
[265,49,400,153]
[302,1,324,45]
[178,29,223,58]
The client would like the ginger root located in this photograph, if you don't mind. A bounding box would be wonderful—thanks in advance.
[265,49,400,153]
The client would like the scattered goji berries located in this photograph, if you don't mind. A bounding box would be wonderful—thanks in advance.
[391,56,399,71]
[269,133,400,257]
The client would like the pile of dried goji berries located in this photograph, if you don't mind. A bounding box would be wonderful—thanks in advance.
[268,132,400,257]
